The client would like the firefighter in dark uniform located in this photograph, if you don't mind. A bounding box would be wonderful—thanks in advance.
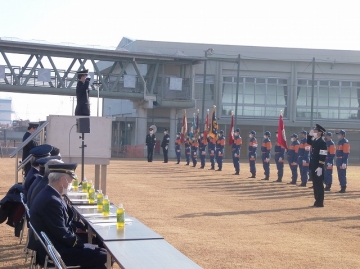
[30,163,107,268]
[324,132,335,191]
[75,69,91,116]
[145,127,156,162]
[307,124,327,207]
[216,130,225,171]
[198,131,208,169]
[248,130,258,178]
[298,130,311,187]
[22,122,39,177]
[161,128,170,163]
[287,133,300,184]
[232,128,242,175]
[191,133,199,167]
[175,132,181,164]
[184,134,191,165]
[335,130,350,193]
[261,131,272,180]
[274,132,286,182]
[207,134,217,170]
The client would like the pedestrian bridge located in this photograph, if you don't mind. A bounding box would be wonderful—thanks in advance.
[0,38,203,108]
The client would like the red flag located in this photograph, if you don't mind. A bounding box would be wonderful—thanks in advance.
[277,113,288,149]
[203,110,209,137]
[180,110,187,143]
[228,113,234,145]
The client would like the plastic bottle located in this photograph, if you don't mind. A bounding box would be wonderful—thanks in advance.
[97,190,103,210]
[102,195,110,216]
[82,179,88,193]
[88,184,95,204]
[72,177,79,192]
[87,180,93,192]
[116,204,125,228]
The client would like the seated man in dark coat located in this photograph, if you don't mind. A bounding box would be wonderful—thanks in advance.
[30,163,107,268]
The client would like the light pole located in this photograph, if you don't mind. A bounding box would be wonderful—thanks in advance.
[201,48,214,128]
[93,82,102,117]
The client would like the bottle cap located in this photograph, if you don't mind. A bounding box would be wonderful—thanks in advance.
[104,195,108,199]
[118,203,123,208]
[98,190,102,193]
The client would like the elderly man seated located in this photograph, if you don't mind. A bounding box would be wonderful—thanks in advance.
[30,163,107,269]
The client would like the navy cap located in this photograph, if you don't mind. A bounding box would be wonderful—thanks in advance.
[48,163,78,179]
[249,130,256,135]
[149,127,153,131]
[177,132,181,135]
[50,146,60,156]
[325,132,332,137]
[235,128,240,132]
[291,133,298,138]
[29,144,53,158]
[336,129,346,135]
[300,130,307,135]
[219,130,224,134]
[314,124,326,133]
[164,128,168,131]
[28,122,39,129]
[264,131,271,136]
[76,69,89,75]
[35,156,61,166]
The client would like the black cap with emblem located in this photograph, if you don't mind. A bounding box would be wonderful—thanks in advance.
[48,163,78,179]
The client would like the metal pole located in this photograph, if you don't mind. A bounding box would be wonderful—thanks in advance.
[234,54,240,128]
[97,85,100,117]
[81,133,86,183]
[310,57,315,128]
[201,52,207,128]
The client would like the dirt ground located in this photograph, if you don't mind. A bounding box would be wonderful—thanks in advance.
[1,157,360,269]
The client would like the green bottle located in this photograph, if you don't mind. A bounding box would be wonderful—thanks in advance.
[88,184,95,204]
[82,180,88,193]
[97,190,103,210]
[116,204,125,228]
[102,195,110,216]
[87,180,93,192]
[72,177,79,192]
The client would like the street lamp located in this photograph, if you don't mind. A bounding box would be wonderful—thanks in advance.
[201,48,214,128]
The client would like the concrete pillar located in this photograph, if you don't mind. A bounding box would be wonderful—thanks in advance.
[135,105,148,156]
[169,108,177,158]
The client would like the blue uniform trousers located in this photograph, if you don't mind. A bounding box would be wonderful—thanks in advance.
[300,164,309,184]
[337,166,347,187]
[191,149,197,166]
[216,150,223,169]
[324,167,333,185]
[185,150,190,164]
[262,155,270,176]
[274,155,284,177]
[176,148,181,163]
[248,153,256,174]
[200,151,206,167]
[232,150,240,173]
[289,161,298,182]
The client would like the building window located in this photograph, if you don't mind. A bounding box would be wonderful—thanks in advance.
[194,75,215,100]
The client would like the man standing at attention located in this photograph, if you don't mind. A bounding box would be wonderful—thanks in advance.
[161,128,170,163]
[75,69,91,116]
[232,128,242,175]
[248,130,258,178]
[335,130,350,193]
[146,127,156,162]
[287,133,300,185]
[175,132,181,164]
[274,131,286,182]
[261,131,272,180]
[22,122,39,176]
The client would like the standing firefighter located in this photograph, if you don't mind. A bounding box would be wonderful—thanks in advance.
[335,130,350,193]
[198,132,208,169]
[207,135,217,170]
[145,127,156,162]
[274,132,286,182]
[261,131,272,180]
[175,132,181,164]
[216,130,225,171]
[232,128,242,175]
[307,124,327,207]
[248,130,258,178]
[324,132,335,191]
[287,133,300,184]
[298,130,311,187]
[161,128,170,163]
[191,134,199,167]
[184,135,191,165]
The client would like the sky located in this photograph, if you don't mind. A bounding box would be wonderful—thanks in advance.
[1,0,360,121]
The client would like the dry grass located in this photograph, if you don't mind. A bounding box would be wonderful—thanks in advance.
[1,157,360,269]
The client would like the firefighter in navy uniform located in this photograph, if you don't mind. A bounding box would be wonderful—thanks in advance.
[198,131,208,169]
[75,69,91,116]
[298,131,311,187]
[22,122,39,177]
[145,127,156,162]
[191,134,199,167]
[287,133,300,184]
[324,132,335,191]
[216,130,225,171]
[261,131,272,180]
[248,130,258,178]
[232,128,242,175]
[335,129,350,193]
[307,124,327,207]
[161,128,170,163]
[207,134,217,170]
[175,132,181,164]
[274,132,286,182]
[184,134,191,165]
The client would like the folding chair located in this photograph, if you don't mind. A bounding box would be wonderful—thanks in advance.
[19,192,28,244]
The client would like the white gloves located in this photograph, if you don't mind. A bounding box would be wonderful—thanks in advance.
[251,155,254,158]
[279,157,282,161]
[165,146,168,150]
[84,243,96,250]
[265,158,270,163]
[315,167,322,177]
[202,151,205,155]
[234,153,238,157]
[302,160,306,164]
[309,129,315,136]
[327,163,332,167]
[211,150,214,154]
[342,163,347,169]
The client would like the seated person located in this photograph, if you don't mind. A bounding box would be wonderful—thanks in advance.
[24,144,53,200]
[30,163,107,269]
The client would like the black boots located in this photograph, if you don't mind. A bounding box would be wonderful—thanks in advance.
[338,186,346,193]
[324,184,331,191]
[274,176,282,182]
[208,166,215,170]
[233,171,239,175]
[261,176,269,180]
[298,183,306,187]
[248,173,256,178]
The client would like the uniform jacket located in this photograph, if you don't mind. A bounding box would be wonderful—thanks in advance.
[307,135,327,170]
[274,142,286,159]
[22,131,38,162]
[298,138,311,165]
[261,138,272,159]
[326,139,336,164]
[24,166,39,201]
[336,138,350,165]
[198,136,208,152]
[232,135,242,154]
[216,136,225,153]
[75,80,90,116]
[207,137,216,152]
[28,175,49,209]
[185,138,191,154]
[146,133,156,147]
[288,140,300,164]
[175,137,181,151]
[248,137,258,156]
[26,174,43,207]
[161,134,170,148]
